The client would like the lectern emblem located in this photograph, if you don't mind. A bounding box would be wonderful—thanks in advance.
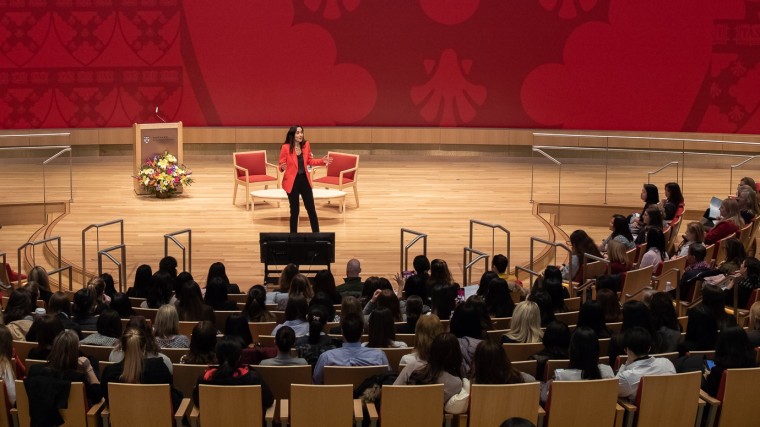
[143,136,151,144]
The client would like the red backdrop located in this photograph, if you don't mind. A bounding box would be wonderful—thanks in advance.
[0,0,758,133]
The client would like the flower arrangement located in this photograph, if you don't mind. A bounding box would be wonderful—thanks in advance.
[136,151,193,195]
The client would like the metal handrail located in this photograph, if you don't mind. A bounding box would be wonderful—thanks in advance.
[17,236,71,289]
[528,237,572,275]
[530,148,563,222]
[0,252,5,288]
[463,247,489,286]
[532,132,760,147]
[580,253,610,283]
[468,220,511,272]
[514,265,541,289]
[0,143,74,206]
[647,161,679,185]
[400,229,428,272]
[46,265,73,291]
[729,155,760,195]
[82,220,125,285]
[98,244,127,292]
[165,229,192,274]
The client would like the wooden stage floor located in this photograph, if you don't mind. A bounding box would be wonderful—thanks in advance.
[0,153,743,291]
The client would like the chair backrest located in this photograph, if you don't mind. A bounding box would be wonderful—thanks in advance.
[716,367,760,427]
[544,359,611,381]
[173,363,209,398]
[667,216,683,250]
[511,359,538,379]
[249,322,277,342]
[565,297,581,312]
[128,297,146,307]
[545,378,619,427]
[620,264,654,303]
[326,152,358,180]
[395,334,416,347]
[380,348,413,371]
[322,365,389,388]
[553,311,580,326]
[15,380,88,427]
[177,321,198,339]
[290,384,354,427]
[234,151,268,176]
[79,345,115,362]
[160,348,189,363]
[738,222,754,250]
[214,311,238,330]
[485,329,510,343]
[713,235,733,266]
[583,261,609,283]
[502,342,545,362]
[491,317,511,330]
[468,383,541,427]
[655,256,688,292]
[636,372,701,427]
[133,307,158,321]
[380,385,443,427]
[198,384,262,427]
[12,341,36,364]
[598,338,611,357]
[252,364,312,400]
[107,383,174,427]
[626,247,639,267]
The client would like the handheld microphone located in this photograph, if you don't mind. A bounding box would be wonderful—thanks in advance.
[155,106,167,123]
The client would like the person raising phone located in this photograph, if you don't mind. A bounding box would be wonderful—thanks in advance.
[279,126,332,233]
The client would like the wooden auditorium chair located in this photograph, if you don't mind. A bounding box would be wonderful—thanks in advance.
[618,265,654,303]
[366,384,444,427]
[543,378,623,427]
[232,150,280,210]
[502,342,545,362]
[322,365,389,388]
[13,380,105,427]
[701,366,760,427]
[172,363,209,399]
[280,384,363,427]
[464,382,544,427]
[188,384,274,427]
[617,372,703,427]
[252,365,313,400]
[311,151,360,208]
[101,383,191,427]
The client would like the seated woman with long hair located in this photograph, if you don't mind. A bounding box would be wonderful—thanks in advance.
[0,326,18,404]
[639,228,669,272]
[660,182,685,223]
[109,316,173,373]
[719,238,746,275]
[260,326,308,366]
[127,264,152,298]
[27,314,64,360]
[599,214,636,252]
[102,327,182,408]
[607,240,631,275]
[634,206,665,245]
[541,327,614,402]
[394,333,464,409]
[272,295,309,337]
[193,336,274,409]
[363,289,405,322]
[180,321,217,365]
[630,184,660,235]
[562,230,602,282]
[277,273,313,311]
[206,261,240,295]
[176,281,214,323]
[450,301,484,375]
[80,308,121,347]
[399,314,444,368]
[725,257,760,310]
[530,321,570,381]
[485,278,515,318]
[26,330,102,406]
[364,308,407,348]
[704,198,744,245]
[312,269,341,305]
[737,184,760,223]
[203,277,237,311]
[677,222,706,258]
[154,304,191,349]
[576,300,612,339]
[243,285,277,323]
[271,263,299,306]
[295,305,337,365]
[703,327,757,397]
[471,339,534,385]
[503,301,543,344]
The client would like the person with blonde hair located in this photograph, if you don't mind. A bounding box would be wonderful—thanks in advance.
[399,314,444,368]
[102,327,182,407]
[705,198,744,245]
[737,184,760,223]
[277,273,313,310]
[154,304,190,348]
[0,326,18,404]
[502,301,543,344]
[606,240,630,275]
[677,222,705,257]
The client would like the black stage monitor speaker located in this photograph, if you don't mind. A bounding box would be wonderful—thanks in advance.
[259,232,335,266]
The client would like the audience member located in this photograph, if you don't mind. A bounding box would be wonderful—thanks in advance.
[176,281,215,323]
[337,259,363,298]
[471,339,534,385]
[576,300,611,339]
[313,269,341,305]
[450,301,484,375]
[365,308,407,348]
[243,285,277,323]
[27,314,65,360]
[648,292,681,353]
[703,327,756,397]
[272,295,309,337]
[204,277,237,311]
[562,230,602,282]
[599,214,636,252]
[399,314,444,368]
[704,198,743,245]
[154,304,191,348]
[260,326,308,366]
[295,305,338,366]
[180,321,218,365]
[676,222,705,257]
[503,301,543,344]
[396,295,423,334]
[81,308,121,347]
[127,264,152,298]
[530,321,570,381]
[313,314,389,384]
[678,305,718,356]
[724,257,760,310]
[206,261,240,295]
[485,278,515,318]
[616,327,676,402]
[109,293,135,319]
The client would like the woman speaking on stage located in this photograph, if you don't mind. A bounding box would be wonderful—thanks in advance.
[279,126,332,233]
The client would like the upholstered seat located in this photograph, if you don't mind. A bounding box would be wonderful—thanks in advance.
[312,151,359,208]
[233,150,279,210]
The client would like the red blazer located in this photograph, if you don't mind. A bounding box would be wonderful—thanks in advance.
[279,141,325,193]
[704,220,740,245]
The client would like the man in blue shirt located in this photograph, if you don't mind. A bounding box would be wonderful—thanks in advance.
[313,313,389,384]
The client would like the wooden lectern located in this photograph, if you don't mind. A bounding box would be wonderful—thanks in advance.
[133,122,184,195]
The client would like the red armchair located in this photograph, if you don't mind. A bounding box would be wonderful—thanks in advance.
[312,151,360,207]
[233,150,279,210]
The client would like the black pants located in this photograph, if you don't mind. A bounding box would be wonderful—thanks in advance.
[287,173,319,233]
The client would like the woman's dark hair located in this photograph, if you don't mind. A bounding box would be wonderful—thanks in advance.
[4,289,32,323]
[96,308,123,338]
[275,326,297,353]
[500,418,536,427]
[714,327,755,369]
[569,229,602,261]
[284,295,309,322]
[644,206,664,231]
[33,314,64,349]
[313,270,340,304]
[596,288,622,323]
[577,300,609,338]
[724,238,746,267]
[306,304,328,345]
[204,277,230,310]
[284,125,306,153]
[430,284,457,320]
[485,278,515,318]
[367,308,397,348]
[428,259,454,287]
[611,214,634,242]
[405,295,424,322]
[470,339,524,384]
[568,327,602,380]
[278,264,299,293]
[665,182,684,205]
[477,271,500,297]
[543,275,567,313]
[175,271,194,295]
[375,289,403,322]
[528,290,555,327]
[683,305,718,351]
[413,255,431,275]
[187,321,218,365]
[71,288,94,320]
[467,295,493,332]
[206,262,230,289]
[212,335,243,381]
[645,228,667,260]
[177,281,206,321]
[621,301,655,336]
[110,293,134,318]
[124,316,160,354]
[158,256,178,277]
[643,184,659,206]
[244,285,270,321]
[47,292,72,316]
[403,275,429,304]
[744,257,760,279]
[542,321,571,353]
[543,266,563,283]
[131,264,153,298]
[224,313,253,347]
[649,292,680,332]
[450,301,484,340]
[100,273,117,299]
[408,333,462,384]
[147,271,173,308]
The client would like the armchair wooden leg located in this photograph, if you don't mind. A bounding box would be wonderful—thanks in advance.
[353,185,359,208]
[233,181,238,205]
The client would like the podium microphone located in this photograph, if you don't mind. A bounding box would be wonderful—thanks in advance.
[155,106,167,123]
